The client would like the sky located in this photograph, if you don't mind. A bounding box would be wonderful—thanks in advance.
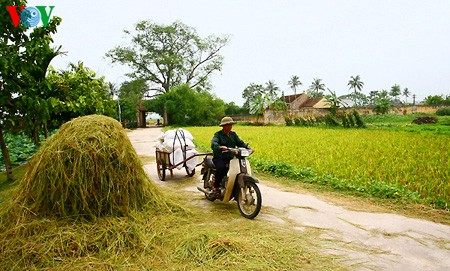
[26,0,450,105]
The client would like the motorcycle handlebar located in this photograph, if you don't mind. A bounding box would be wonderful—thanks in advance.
[221,147,253,155]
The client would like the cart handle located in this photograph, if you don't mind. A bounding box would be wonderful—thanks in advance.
[169,152,213,169]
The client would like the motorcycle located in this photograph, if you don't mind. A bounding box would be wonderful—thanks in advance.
[197,147,262,219]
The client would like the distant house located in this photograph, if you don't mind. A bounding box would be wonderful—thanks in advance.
[281,93,331,110]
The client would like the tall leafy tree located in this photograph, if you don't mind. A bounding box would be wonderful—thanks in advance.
[288,75,302,95]
[1,0,61,180]
[390,84,401,102]
[143,84,225,126]
[114,79,147,125]
[347,75,364,106]
[424,95,450,106]
[106,20,229,125]
[308,78,325,98]
[242,83,264,110]
[46,62,116,128]
[373,90,392,114]
[225,102,248,115]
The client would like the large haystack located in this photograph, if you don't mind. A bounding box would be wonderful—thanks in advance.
[13,115,168,219]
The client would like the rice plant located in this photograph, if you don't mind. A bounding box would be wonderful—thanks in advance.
[189,126,449,209]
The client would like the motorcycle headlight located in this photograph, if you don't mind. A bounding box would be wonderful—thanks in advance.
[240,149,250,156]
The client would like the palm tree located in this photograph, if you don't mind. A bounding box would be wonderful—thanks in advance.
[288,75,302,95]
[369,90,379,106]
[390,84,401,102]
[308,78,325,98]
[347,75,364,106]
[402,87,411,104]
[265,80,279,98]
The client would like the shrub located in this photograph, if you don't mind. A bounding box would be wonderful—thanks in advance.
[342,115,349,128]
[285,117,293,126]
[353,110,367,128]
[325,114,340,127]
[436,107,450,116]
[348,113,355,127]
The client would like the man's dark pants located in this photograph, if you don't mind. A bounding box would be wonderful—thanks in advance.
[212,157,231,188]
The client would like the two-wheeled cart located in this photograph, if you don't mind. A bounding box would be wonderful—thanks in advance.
[155,147,211,181]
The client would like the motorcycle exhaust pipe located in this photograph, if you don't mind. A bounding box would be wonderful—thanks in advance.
[197,186,209,194]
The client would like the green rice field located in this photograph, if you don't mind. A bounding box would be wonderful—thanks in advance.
[188,126,449,209]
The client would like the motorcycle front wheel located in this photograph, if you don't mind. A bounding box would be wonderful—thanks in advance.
[237,181,262,219]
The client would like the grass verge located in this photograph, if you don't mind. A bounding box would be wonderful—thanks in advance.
[253,172,450,226]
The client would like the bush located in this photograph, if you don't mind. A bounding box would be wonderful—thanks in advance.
[436,107,450,116]
[325,114,340,127]
[0,133,38,171]
[353,110,367,128]
[285,117,293,126]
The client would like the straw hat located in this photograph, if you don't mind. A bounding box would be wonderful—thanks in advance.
[219,116,236,126]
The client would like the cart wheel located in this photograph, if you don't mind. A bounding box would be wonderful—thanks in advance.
[156,159,166,181]
[185,167,195,177]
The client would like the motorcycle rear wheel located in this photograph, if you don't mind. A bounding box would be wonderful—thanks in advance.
[202,171,216,201]
[237,181,262,219]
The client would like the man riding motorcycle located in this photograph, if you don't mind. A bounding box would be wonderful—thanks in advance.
[211,116,249,198]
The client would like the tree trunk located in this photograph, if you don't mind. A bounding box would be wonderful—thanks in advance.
[44,122,48,139]
[0,123,14,181]
[163,103,168,126]
[32,126,40,146]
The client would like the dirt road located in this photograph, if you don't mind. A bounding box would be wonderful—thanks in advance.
[128,127,450,271]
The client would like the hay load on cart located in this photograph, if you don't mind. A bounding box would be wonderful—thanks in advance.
[155,128,202,181]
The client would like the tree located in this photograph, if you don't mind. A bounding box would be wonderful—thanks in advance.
[390,84,401,102]
[1,0,61,180]
[242,83,264,110]
[265,80,279,99]
[115,79,148,126]
[308,78,325,98]
[373,90,392,114]
[347,75,364,106]
[46,63,116,128]
[402,88,411,104]
[248,94,270,124]
[225,102,248,115]
[242,80,285,124]
[369,91,379,106]
[325,88,347,116]
[288,75,302,95]
[143,84,225,126]
[106,20,229,125]
[423,95,450,106]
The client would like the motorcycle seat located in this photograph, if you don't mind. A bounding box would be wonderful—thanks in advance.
[205,158,216,169]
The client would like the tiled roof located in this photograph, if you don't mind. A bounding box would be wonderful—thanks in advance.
[302,97,323,107]
[281,93,306,103]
